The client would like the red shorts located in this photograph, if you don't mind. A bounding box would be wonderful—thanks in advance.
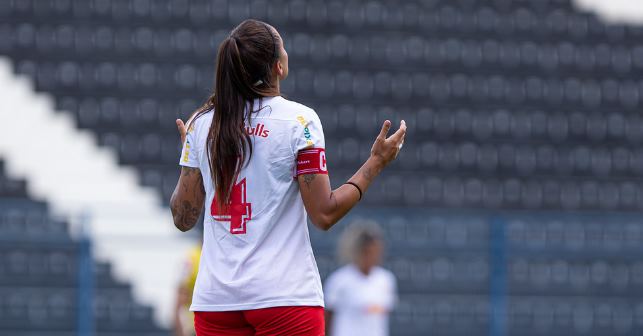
[194,306,324,336]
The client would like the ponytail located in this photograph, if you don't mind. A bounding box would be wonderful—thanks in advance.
[189,19,281,211]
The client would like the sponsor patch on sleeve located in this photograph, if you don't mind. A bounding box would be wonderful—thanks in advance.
[296,115,315,147]
[296,148,328,176]
[181,139,191,163]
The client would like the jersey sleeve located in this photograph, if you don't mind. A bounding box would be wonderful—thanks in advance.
[179,123,199,168]
[293,111,327,176]
[293,110,325,151]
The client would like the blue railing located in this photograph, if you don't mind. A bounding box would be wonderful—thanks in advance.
[489,216,507,336]
[76,232,94,336]
[309,207,643,336]
[4,205,642,335]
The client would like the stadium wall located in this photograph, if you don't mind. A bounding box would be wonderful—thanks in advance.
[0,57,193,327]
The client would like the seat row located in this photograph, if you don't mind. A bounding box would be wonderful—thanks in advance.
[18,60,643,109]
[0,286,161,332]
[1,0,630,45]
[52,95,643,145]
[6,20,643,76]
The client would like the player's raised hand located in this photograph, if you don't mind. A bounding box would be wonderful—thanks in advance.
[370,120,407,166]
[176,119,187,144]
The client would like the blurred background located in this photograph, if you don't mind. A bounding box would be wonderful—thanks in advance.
[2,0,643,335]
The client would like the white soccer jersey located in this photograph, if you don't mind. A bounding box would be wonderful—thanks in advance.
[179,96,326,311]
[324,265,397,336]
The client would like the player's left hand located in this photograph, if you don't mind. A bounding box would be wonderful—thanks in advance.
[176,119,187,144]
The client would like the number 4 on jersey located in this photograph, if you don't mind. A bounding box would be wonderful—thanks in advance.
[211,178,252,234]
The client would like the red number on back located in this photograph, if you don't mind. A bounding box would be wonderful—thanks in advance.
[211,178,252,234]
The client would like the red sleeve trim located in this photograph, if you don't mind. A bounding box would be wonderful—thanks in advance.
[296,148,328,176]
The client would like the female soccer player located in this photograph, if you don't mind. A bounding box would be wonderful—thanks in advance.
[170,19,406,336]
[324,224,396,336]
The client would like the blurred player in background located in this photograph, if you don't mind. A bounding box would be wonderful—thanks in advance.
[174,241,201,336]
[324,223,397,336]
[169,19,406,335]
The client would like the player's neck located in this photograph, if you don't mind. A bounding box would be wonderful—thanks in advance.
[262,80,280,97]
[357,264,372,276]
[273,79,280,95]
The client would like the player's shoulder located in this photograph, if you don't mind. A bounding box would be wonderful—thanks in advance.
[189,109,214,131]
[272,96,319,122]
[274,96,316,114]
[373,266,397,283]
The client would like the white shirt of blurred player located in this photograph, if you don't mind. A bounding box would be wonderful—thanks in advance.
[179,96,326,311]
[324,264,397,336]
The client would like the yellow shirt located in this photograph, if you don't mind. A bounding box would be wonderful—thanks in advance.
[181,245,202,307]
[178,244,201,336]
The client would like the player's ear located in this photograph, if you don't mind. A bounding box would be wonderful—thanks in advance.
[275,61,284,79]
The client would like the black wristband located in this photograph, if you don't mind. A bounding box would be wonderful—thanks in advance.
[344,182,363,201]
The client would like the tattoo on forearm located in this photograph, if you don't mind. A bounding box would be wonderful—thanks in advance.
[182,167,199,177]
[194,173,205,198]
[171,200,200,232]
[171,167,205,232]
[302,174,316,190]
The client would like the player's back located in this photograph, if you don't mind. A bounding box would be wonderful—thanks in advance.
[180,95,326,311]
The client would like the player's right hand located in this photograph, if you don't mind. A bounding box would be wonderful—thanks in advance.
[370,120,407,167]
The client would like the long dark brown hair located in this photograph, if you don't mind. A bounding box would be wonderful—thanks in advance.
[189,19,281,210]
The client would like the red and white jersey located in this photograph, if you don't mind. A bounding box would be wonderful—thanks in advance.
[179,96,327,311]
